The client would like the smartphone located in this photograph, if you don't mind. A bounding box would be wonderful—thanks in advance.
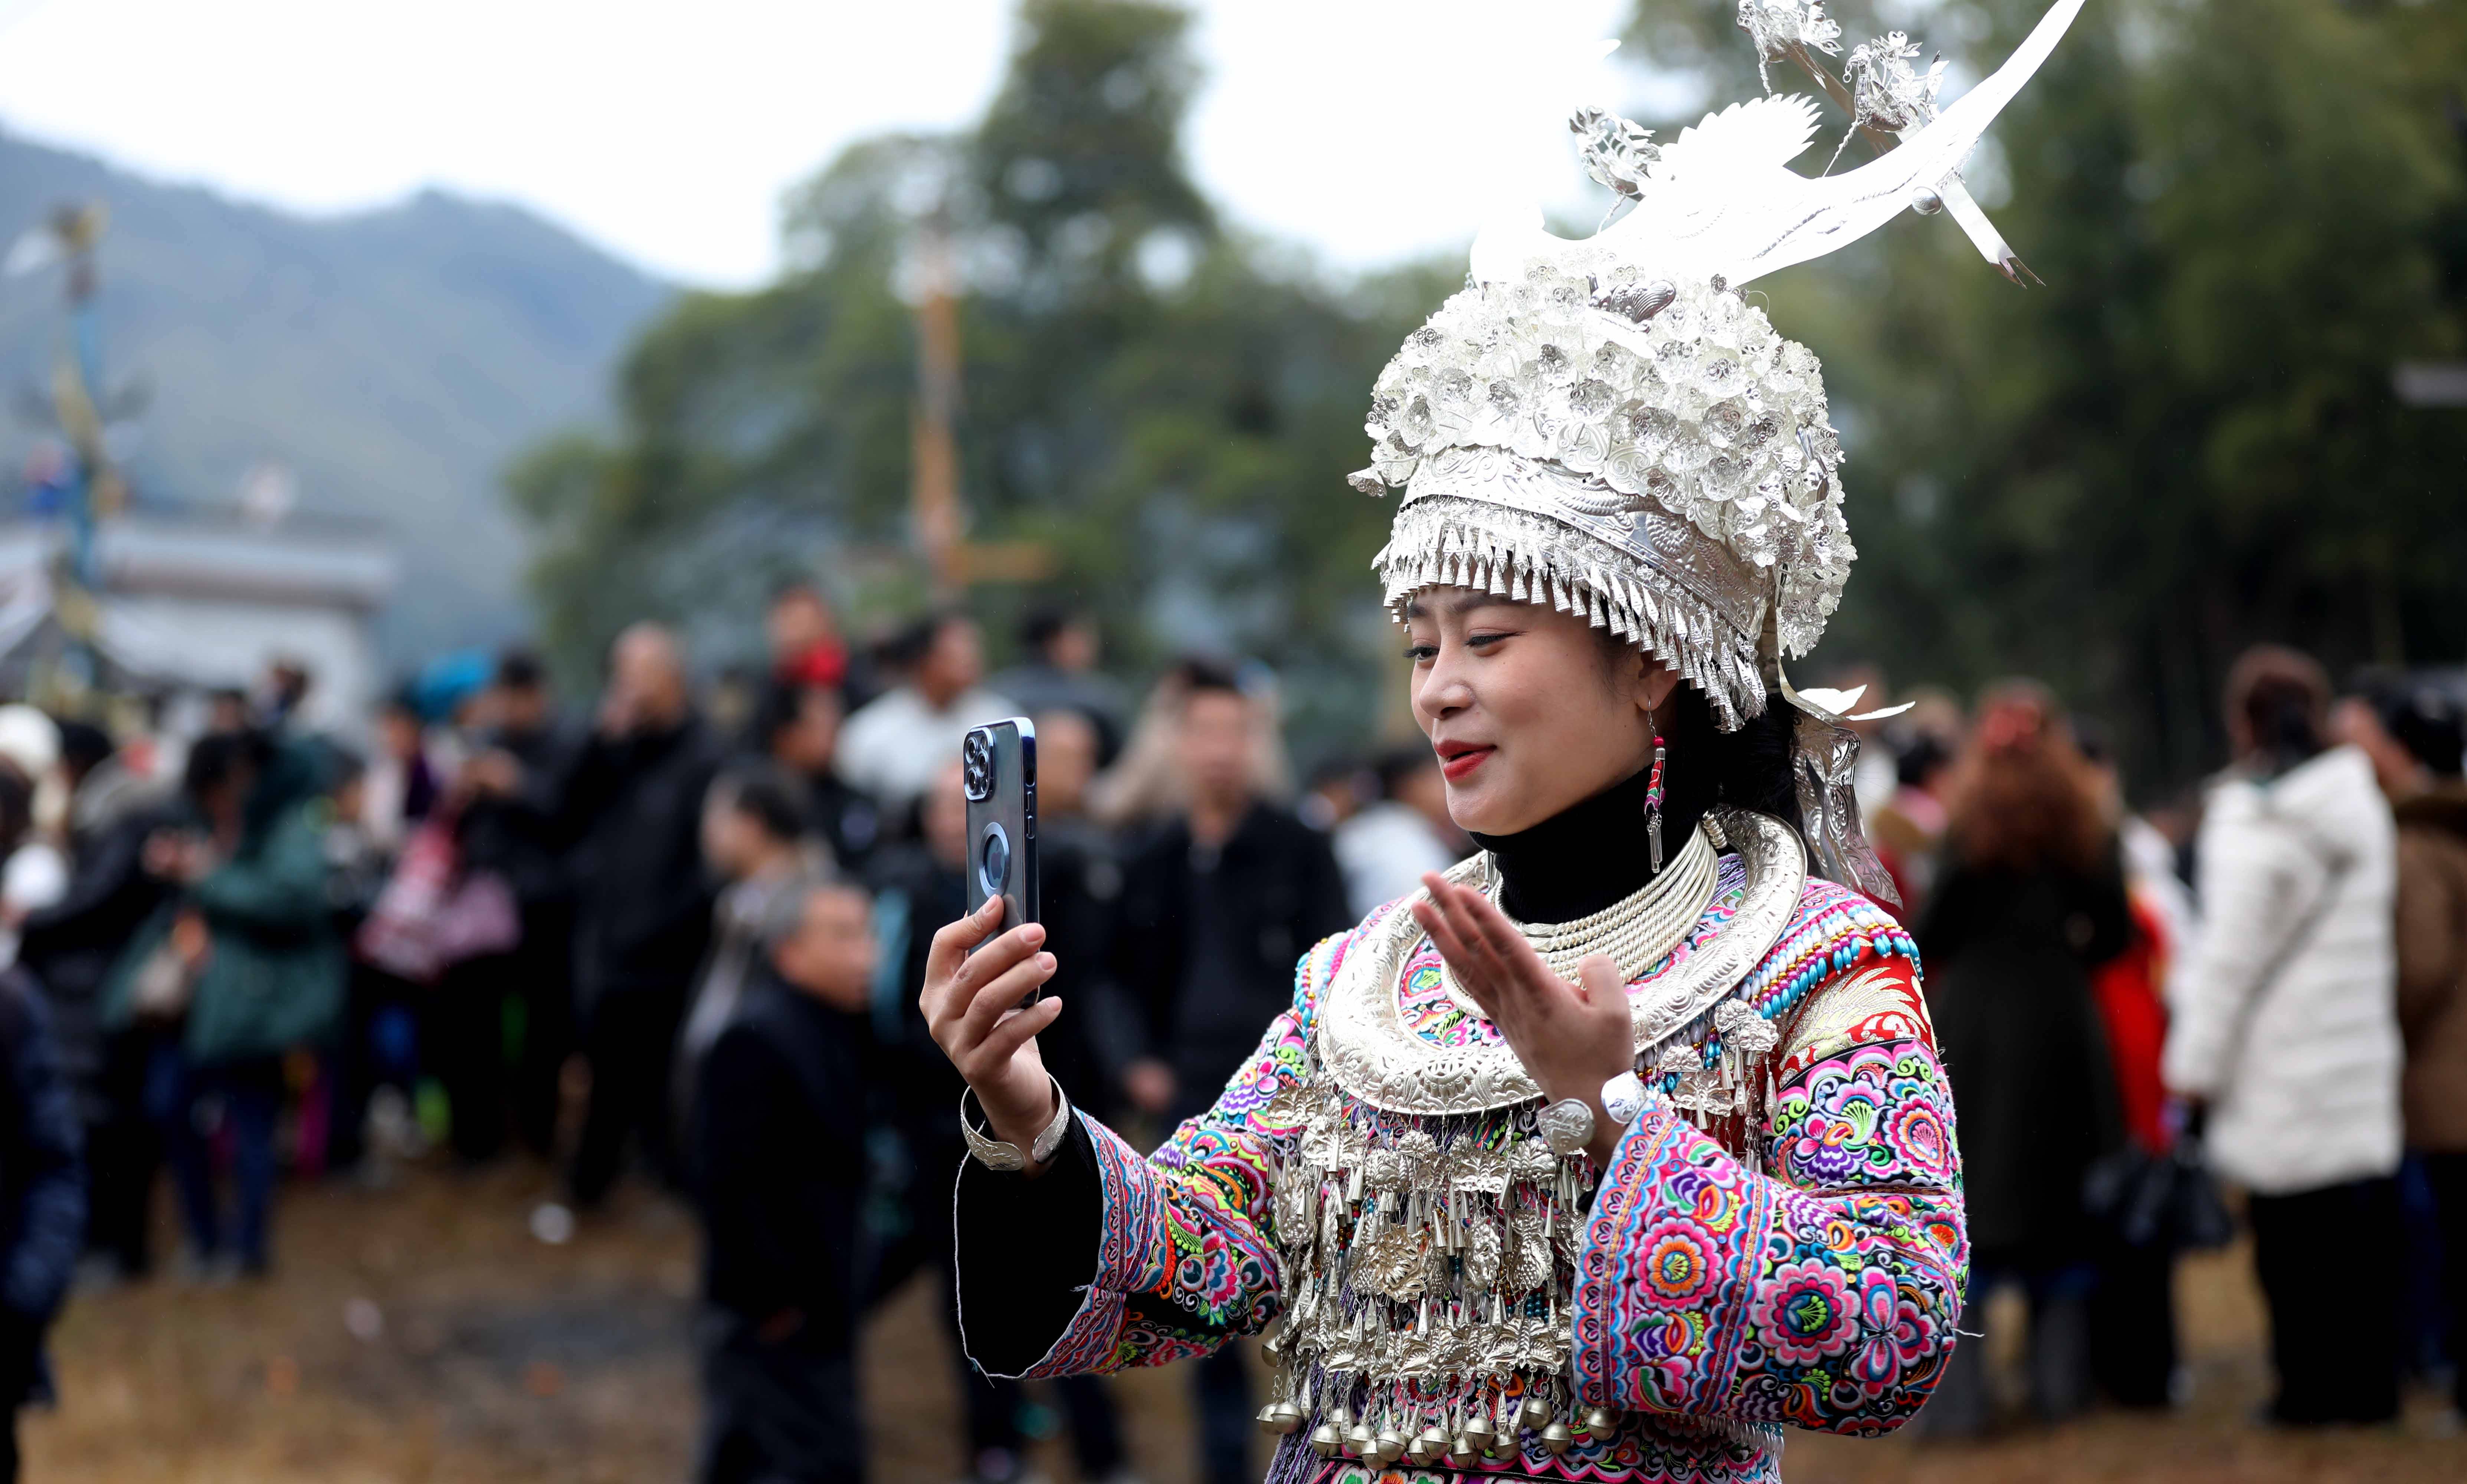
[961,718,1039,967]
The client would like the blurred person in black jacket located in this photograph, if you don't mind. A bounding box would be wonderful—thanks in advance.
[443,649,580,1162]
[1109,660,1350,1484]
[691,879,876,1484]
[1916,683,2131,1432]
[555,624,725,1208]
[752,679,880,877]
[19,723,172,1278]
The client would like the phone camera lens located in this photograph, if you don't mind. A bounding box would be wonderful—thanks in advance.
[962,732,995,802]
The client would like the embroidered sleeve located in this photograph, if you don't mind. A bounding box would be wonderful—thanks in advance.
[1573,897,1967,1436]
[990,930,1339,1378]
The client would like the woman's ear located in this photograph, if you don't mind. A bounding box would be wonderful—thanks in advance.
[1634,654,1684,718]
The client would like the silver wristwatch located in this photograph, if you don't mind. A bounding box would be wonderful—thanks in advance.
[961,1074,1071,1172]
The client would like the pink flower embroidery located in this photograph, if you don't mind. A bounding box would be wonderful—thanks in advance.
[1885,1097,1953,1181]
[1752,1260,1858,1366]
[1639,1216,1719,1304]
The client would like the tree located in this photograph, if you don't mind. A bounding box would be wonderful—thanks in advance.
[508,0,1447,750]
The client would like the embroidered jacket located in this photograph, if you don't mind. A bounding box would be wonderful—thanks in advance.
[957,818,1965,1484]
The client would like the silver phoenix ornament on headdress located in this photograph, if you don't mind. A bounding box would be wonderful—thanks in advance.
[1354,0,2086,896]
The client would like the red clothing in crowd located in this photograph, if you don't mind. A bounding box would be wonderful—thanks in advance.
[2090,891,2173,1153]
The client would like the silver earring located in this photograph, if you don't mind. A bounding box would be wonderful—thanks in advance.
[1645,715,1667,872]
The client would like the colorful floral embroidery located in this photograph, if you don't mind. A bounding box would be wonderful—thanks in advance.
[1002,869,1964,1483]
[1575,1023,1966,1438]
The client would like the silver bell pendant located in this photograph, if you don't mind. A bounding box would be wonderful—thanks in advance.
[1344,1421,1377,1459]
[1255,1401,1304,1437]
[1583,1405,1619,1438]
[1540,1420,1576,1457]
[1307,1422,1342,1460]
[1409,1425,1448,1466]
[1375,1428,1408,1466]
[1517,1394,1553,1431]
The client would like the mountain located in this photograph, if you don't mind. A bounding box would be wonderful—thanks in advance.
[0,126,672,665]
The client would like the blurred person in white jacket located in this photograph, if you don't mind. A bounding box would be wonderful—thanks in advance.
[2162,646,2402,1427]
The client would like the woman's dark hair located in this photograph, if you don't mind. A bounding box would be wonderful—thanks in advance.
[714,762,810,846]
[1659,681,1801,831]
[2224,645,2329,775]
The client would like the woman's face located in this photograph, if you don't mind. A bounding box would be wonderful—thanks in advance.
[1405,587,1678,836]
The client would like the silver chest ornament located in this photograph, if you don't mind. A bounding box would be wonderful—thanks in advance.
[1255,809,1804,1465]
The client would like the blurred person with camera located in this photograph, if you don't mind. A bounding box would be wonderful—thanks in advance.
[552,623,727,1210]
[2337,673,2467,1419]
[2165,646,2404,1426]
[102,729,342,1278]
[691,879,878,1484]
[1915,683,2132,1429]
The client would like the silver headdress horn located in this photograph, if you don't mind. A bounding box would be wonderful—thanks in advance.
[1355,0,2086,901]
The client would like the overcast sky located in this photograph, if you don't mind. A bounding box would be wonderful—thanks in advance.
[0,0,1703,288]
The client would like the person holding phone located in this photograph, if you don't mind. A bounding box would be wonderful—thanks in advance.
[892,7,2113,1470]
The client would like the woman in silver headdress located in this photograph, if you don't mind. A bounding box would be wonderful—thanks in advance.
[920,5,2087,1479]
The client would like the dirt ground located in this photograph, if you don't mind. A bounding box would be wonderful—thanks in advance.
[22,1160,2463,1483]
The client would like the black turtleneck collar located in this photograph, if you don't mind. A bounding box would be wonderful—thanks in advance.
[1469,766,1711,923]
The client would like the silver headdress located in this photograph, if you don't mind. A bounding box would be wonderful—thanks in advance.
[1355,0,2085,894]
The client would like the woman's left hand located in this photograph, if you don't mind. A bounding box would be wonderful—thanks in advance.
[1412,873,1636,1166]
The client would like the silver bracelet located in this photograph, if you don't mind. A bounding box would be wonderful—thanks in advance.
[1600,1070,1661,1129]
[1537,1097,1596,1157]
[960,1074,1071,1172]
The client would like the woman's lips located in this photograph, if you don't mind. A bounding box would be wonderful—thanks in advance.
[1438,745,1493,782]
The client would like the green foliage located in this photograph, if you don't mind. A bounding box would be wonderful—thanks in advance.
[1625,0,2467,785]
[510,0,1444,745]
[515,0,2467,785]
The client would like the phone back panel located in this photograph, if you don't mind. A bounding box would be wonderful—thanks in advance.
[961,718,1039,956]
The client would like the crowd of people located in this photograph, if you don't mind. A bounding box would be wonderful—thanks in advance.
[1853,646,2466,1436]
[0,578,2450,1481]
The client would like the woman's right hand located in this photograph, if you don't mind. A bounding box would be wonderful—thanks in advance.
[920,897,1065,1159]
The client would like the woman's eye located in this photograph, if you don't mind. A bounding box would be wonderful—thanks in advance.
[1466,631,1510,649]
[1402,644,1438,663]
